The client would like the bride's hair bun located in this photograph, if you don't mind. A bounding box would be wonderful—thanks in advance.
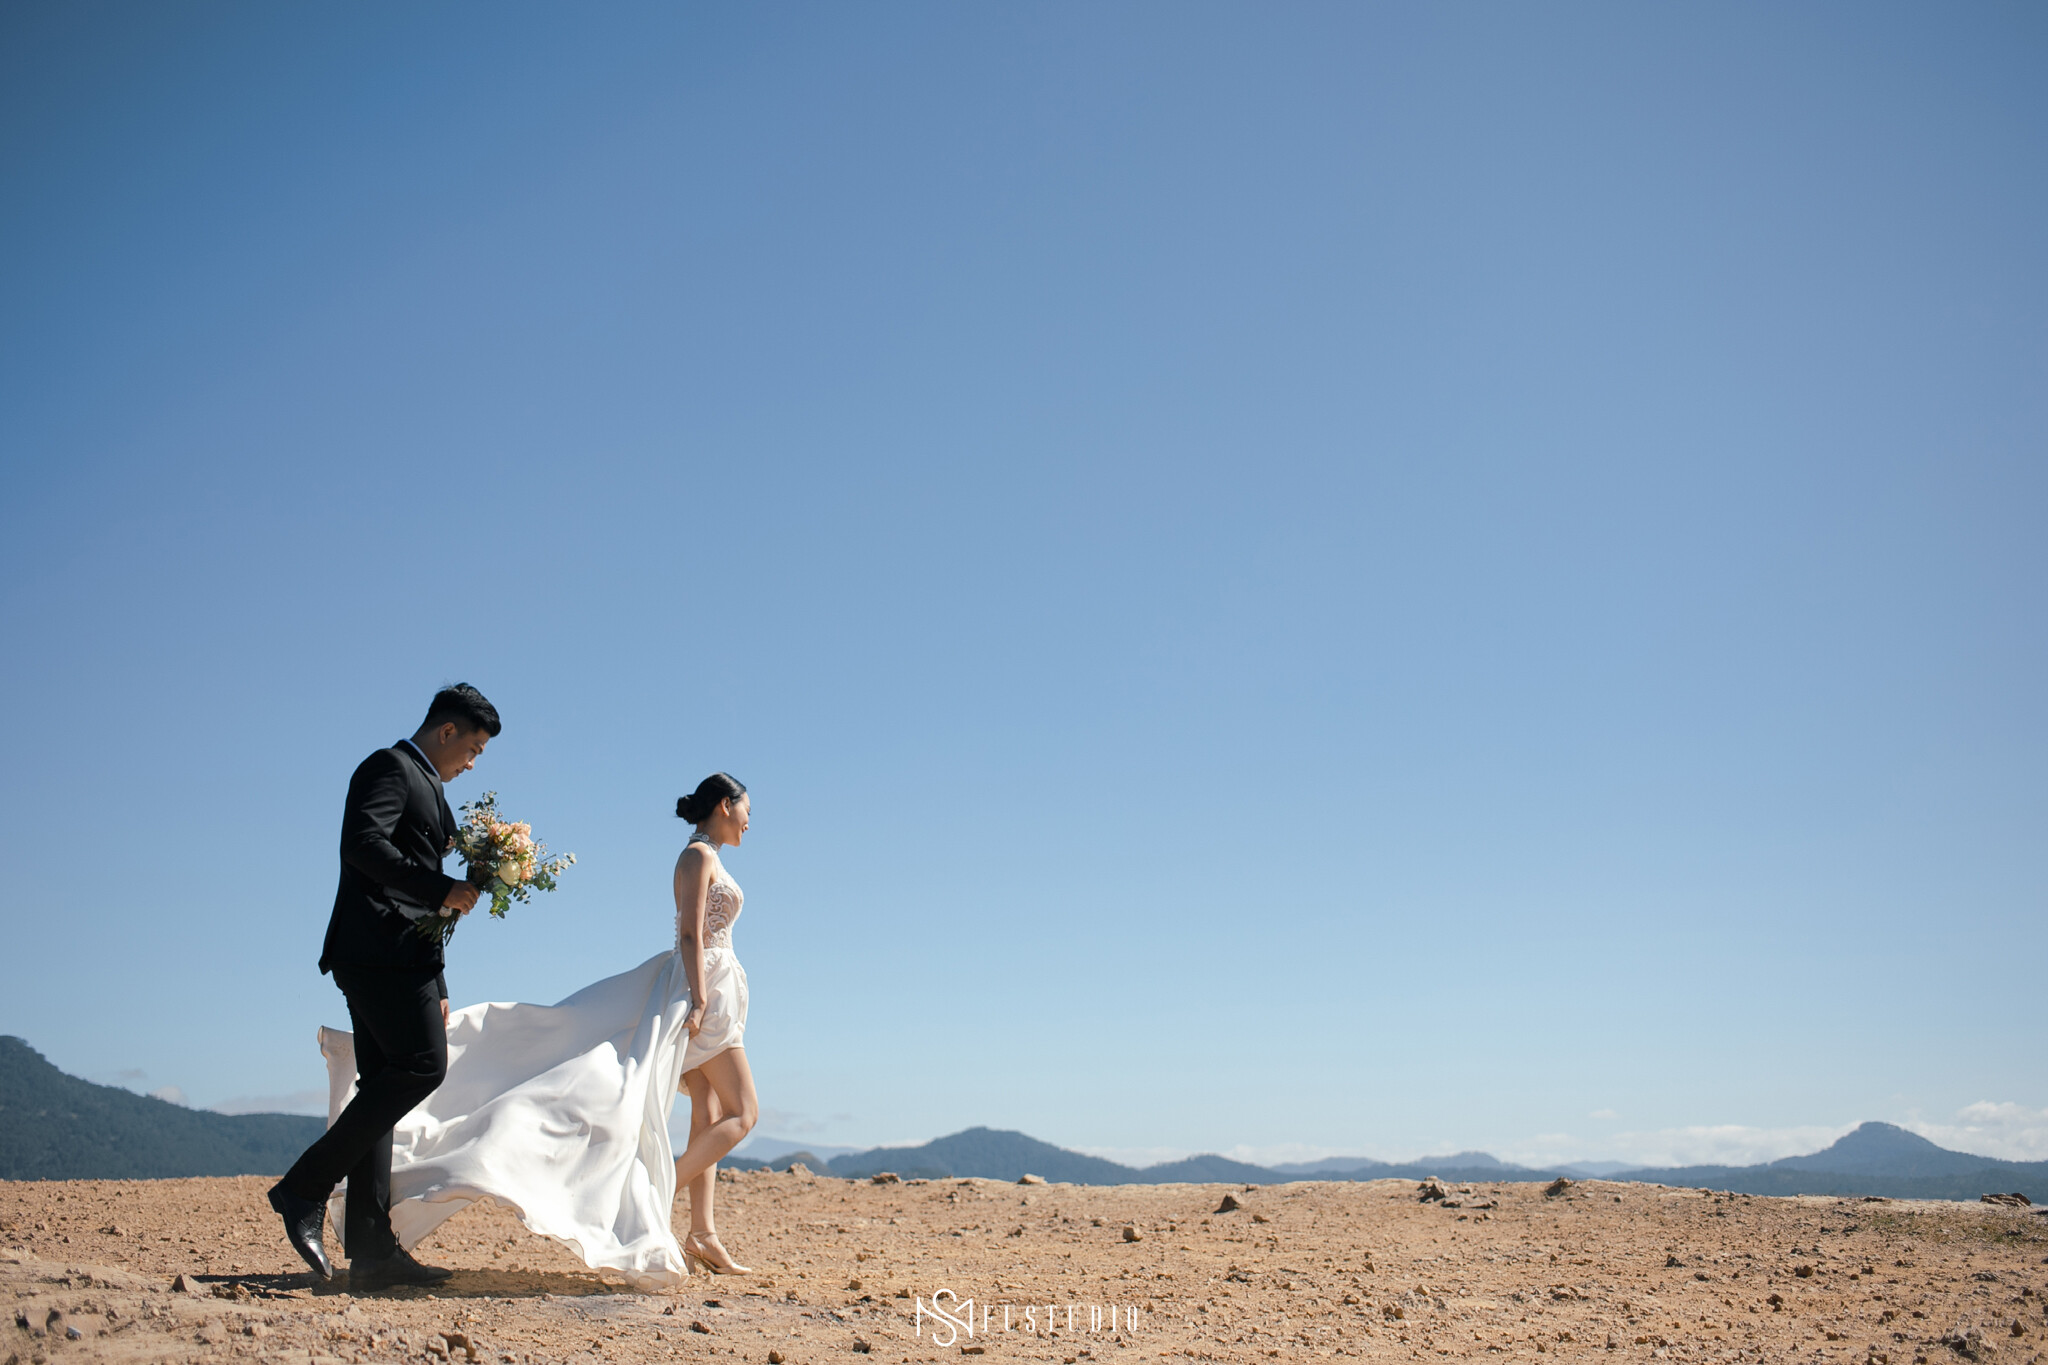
[677,772,747,824]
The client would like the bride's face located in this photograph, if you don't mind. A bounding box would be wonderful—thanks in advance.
[715,793,752,846]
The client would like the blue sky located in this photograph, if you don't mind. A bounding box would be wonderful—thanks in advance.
[2,3,2043,1170]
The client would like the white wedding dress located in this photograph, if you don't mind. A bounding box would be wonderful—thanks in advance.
[318,850,749,1290]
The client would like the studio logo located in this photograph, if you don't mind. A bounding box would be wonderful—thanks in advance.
[914,1288,1146,1348]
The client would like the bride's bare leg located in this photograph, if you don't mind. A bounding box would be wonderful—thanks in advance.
[673,1051,757,1272]
[679,1071,722,1235]
[675,1055,757,1186]
[672,1049,757,1189]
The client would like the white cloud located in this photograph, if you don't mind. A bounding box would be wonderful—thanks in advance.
[148,1085,189,1106]
[751,1106,834,1137]
[1501,1123,1852,1169]
[1221,1142,1361,1168]
[1075,1144,1194,1168]
[1903,1103,2048,1162]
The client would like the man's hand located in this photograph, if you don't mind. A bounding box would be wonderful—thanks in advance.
[441,998,451,1028]
[444,881,480,913]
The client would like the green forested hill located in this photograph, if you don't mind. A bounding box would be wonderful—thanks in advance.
[0,1037,324,1180]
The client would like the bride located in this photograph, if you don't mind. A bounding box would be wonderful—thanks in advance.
[669,774,760,1275]
[314,772,760,1289]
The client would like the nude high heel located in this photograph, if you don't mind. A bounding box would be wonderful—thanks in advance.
[683,1231,752,1275]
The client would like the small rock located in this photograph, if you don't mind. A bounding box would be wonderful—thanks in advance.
[847,1278,863,1291]
[1215,1194,1242,1213]
[768,1354,786,1365]
[1121,1225,1142,1242]
[1091,1216,1105,1226]
[1018,1174,1046,1185]
[851,1338,871,1353]
[870,1172,901,1185]
[1693,1271,1709,1282]
[171,1273,200,1293]
[960,1349,984,1357]
[1543,1178,1573,1197]
[784,1162,810,1176]
[1665,1255,1683,1268]
[1794,1264,1814,1278]
[1251,1213,1270,1224]
[689,1320,711,1334]
[1941,1326,1995,1360]
[1981,1192,2031,1208]
[1417,1178,1450,1203]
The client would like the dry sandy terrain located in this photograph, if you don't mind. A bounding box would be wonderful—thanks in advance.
[4,1170,2045,1364]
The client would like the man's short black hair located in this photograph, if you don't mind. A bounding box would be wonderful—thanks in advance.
[422,683,502,737]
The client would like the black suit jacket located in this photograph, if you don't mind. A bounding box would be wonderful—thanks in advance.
[318,740,460,991]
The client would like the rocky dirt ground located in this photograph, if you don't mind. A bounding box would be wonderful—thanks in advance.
[4,1170,2045,1364]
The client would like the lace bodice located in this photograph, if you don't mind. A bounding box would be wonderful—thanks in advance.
[679,863,743,953]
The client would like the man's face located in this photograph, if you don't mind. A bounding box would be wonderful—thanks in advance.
[427,723,490,782]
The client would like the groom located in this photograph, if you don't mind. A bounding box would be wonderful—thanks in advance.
[268,683,501,1290]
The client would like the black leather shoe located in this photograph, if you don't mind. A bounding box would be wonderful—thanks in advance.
[348,1247,453,1291]
[266,1182,333,1280]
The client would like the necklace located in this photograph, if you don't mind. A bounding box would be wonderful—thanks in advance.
[688,829,719,850]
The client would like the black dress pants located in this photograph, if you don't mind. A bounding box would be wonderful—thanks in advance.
[280,964,446,1262]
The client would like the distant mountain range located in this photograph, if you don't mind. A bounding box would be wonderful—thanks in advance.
[1610,1122,2048,1202]
[0,1037,324,1180]
[732,1123,2048,1203]
[5,1036,2042,1202]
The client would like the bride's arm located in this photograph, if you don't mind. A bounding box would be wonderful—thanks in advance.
[673,845,713,1038]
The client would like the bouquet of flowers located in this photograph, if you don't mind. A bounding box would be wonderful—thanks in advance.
[417,790,575,945]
